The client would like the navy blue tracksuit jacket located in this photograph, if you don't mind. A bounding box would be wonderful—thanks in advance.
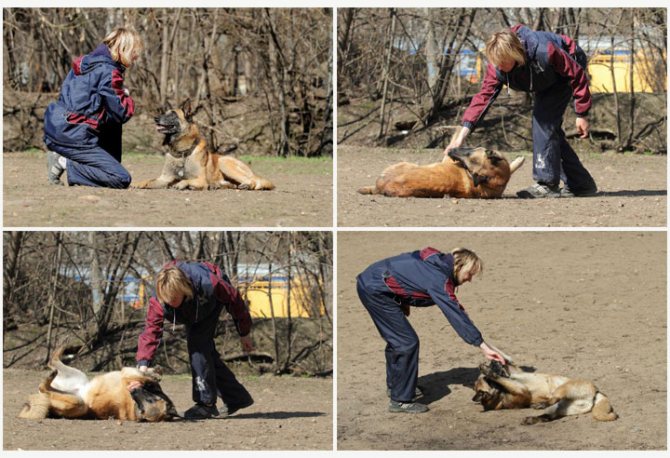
[463,24,596,191]
[357,248,483,403]
[44,44,135,188]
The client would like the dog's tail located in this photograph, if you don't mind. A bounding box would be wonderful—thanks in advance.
[48,345,66,369]
[357,186,380,195]
[250,177,275,191]
[591,392,618,421]
[509,156,525,174]
[18,392,51,419]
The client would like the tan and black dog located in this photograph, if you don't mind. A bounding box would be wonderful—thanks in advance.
[135,100,274,191]
[473,360,618,425]
[18,346,178,421]
[358,147,524,198]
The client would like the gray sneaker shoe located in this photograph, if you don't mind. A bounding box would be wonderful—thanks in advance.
[516,182,560,199]
[560,184,598,198]
[184,403,220,420]
[47,151,65,186]
[223,397,254,417]
[386,385,424,401]
[388,400,429,414]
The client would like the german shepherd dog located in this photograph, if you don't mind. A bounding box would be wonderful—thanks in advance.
[473,360,618,425]
[18,347,179,421]
[135,100,274,191]
[358,147,524,198]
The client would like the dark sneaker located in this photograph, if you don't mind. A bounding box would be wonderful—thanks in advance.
[516,183,560,199]
[184,403,220,419]
[223,398,254,416]
[560,184,598,198]
[388,400,429,414]
[47,151,65,186]
[386,385,424,401]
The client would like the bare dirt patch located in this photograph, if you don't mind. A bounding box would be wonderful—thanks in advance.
[4,369,332,450]
[4,152,332,227]
[337,146,666,227]
[337,231,666,450]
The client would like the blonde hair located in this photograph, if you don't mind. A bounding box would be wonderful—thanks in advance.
[485,30,526,68]
[103,27,143,67]
[451,248,483,278]
[156,266,193,305]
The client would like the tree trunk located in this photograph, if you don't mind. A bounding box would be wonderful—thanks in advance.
[265,9,290,156]
[377,8,397,140]
[625,10,637,150]
[159,11,170,106]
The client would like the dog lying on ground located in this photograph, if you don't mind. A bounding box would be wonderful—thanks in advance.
[358,147,524,198]
[18,346,178,421]
[472,359,618,424]
[135,100,274,191]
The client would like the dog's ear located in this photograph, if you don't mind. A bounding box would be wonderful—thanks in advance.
[180,99,193,120]
[486,150,503,165]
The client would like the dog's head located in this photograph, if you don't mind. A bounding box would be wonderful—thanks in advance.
[447,147,524,193]
[130,381,180,422]
[471,360,510,411]
[155,100,194,145]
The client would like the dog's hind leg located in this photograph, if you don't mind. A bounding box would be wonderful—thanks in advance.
[47,347,90,394]
[591,392,618,421]
[546,379,597,406]
[219,156,274,190]
[18,392,51,419]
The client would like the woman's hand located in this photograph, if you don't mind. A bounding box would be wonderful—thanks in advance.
[443,126,471,158]
[576,117,589,138]
[479,341,507,364]
[240,335,255,353]
[127,366,148,391]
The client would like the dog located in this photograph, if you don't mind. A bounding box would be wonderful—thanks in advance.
[472,359,618,425]
[18,346,179,421]
[357,147,524,198]
[135,100,274,191]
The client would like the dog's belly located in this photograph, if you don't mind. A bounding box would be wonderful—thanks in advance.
[512,373,569,399]
[51,370,90,398]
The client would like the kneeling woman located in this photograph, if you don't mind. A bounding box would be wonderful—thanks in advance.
[357,247,506,413]
[44,27,141,188]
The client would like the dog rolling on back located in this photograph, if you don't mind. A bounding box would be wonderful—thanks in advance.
[358,147,524,198]
[19,346,178,421]
[473,360,618,425]
[135,100,274,191]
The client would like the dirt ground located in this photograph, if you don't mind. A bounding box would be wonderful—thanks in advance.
[337,231,666,450]
[4,369,332,450]
[3,152,332,227]
[337,146,666,227]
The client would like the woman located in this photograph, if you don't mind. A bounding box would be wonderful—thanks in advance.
[445,25,597,198]
[356,247,506,414]
[134,260,255,419]
[44,27,141,188]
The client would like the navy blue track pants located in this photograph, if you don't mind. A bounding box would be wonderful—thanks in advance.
[186,302,253,407]
[357,274,419,403]
[46,123,131,189]
[531,83,596,191]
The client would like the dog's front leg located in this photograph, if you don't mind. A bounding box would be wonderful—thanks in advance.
[134,174,177,189]
[173,178,208,190]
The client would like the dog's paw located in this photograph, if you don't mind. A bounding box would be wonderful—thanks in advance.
[145,367,162,381]
[522,415,541,425]
[173,181,189,190]
[479,363,495,378]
